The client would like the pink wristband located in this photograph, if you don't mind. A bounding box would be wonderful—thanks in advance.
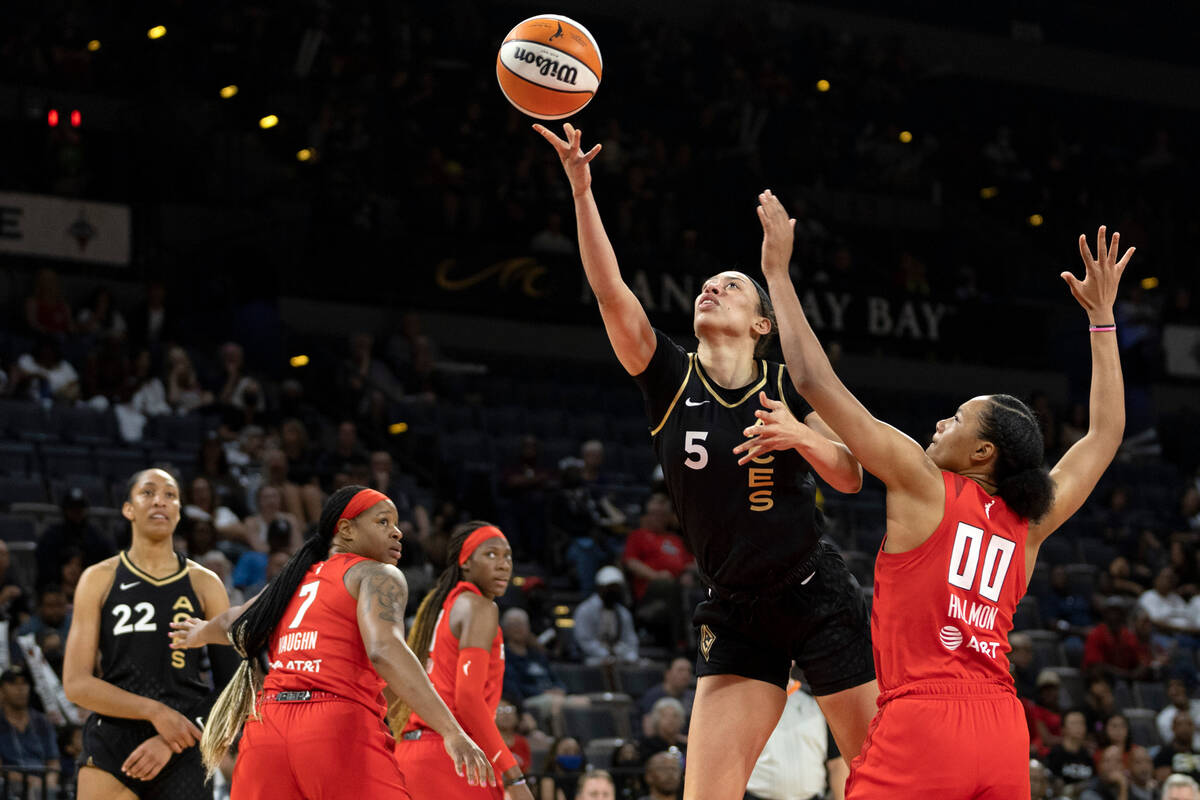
[1089,324,1116,333]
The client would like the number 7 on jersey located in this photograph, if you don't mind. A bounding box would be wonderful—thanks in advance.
[288,581,320,629]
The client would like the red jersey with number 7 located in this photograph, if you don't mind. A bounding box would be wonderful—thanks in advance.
[871,471,1029,693]
[263,552,388,717]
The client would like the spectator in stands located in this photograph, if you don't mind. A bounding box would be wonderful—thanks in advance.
[577,770,617,800]
[82,326,131,404]
[76,286,126,341]
[1170,542,1199,600]
[1042,563,1095,632]
[1133,608,1172,680]
[261,447,316,526]
[232,520,294,596]
[501,608,568,706]
[127,280,177,349]
[56,723,82,786]
[12,336,80,404]
[197,433,248,515]
[1098,557,1149,606]
[180,514,218,561]
[242,485,301,553]
[1155,714,1200,782]
[24,267,73,337]
[16,584,71,641]
[1084,597,1149,680]
[35,486,115,591]
[1130,746,1159,800]
[539,736,584,800]
[165,345,212,413]
[639,698,687,766]
[1009,633,1039,699]
[612,741,646,800]
[1046,709,1096,790]
[57,546,83,603]
[197,550,243,606]
[554,460,622,593]
[745,674,846,800]
[496,699,533,774]
[638,751,682,800]
[0,541,30,625]
[212,341,251,408]
[0,664,60,794]
[116,348,171,441]
[278,418,324,521]
[1159,680,1200,750]
[1097,713,1134,771]
[1163,774,1200,800]
[623,493,692,652]
[317,420,371,489]
[501,435,555,560]
[1080,745,1132,800]
[638,658,695,729]
[574,566,639,666]
[368,450,430,538]
[1031,669,1065,756]
[338,331,405,421]
[184,475,248,547]
[1085,677,1119,742]
[1029,758,1054,800]
[1141,567,1199,639]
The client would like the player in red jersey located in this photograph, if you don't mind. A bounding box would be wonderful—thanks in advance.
[168,486,494,799]
[742,191,1132,799]
[391,522,535,800]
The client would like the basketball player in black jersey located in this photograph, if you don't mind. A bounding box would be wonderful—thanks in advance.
[537,123,879,799]
[64,468,237,800]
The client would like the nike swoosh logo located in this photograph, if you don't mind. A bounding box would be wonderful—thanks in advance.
[684,398,709,407]
[195,716,205,730]
[120,582,141,590]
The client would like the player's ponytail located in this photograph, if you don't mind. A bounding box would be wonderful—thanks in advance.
[200,485,363,774]
[387,520,493,734]
[978,395,1055,522]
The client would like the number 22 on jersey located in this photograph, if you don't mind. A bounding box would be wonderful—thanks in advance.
[947,522,1015,603]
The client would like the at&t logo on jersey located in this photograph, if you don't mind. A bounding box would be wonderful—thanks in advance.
[939,626,963,651]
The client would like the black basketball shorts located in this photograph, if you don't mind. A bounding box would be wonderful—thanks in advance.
[692,542,875,695]
[81,715,212,800]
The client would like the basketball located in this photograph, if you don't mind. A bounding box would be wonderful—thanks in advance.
[496,14,602,120]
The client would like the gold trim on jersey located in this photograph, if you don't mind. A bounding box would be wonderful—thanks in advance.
[649,354,695,437]
[694,357,768,408]
[776,364,798,418]
[119,551,189,587]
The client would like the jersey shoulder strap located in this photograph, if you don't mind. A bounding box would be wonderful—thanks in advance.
[649,352,695,436]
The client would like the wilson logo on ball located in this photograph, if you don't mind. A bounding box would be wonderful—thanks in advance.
[496,14,602,120]
[939,625,963,651]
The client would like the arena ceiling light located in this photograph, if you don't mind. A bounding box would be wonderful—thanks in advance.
[219,85,239,99]
[147,25,167,40]
[258,114,279,129]
[87,40,101,52]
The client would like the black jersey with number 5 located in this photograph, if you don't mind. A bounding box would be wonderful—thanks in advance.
[633,329,824,593]
[97,551,209,714]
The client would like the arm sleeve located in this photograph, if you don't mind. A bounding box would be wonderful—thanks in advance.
[631,329,691,427]
[453,647,518,775]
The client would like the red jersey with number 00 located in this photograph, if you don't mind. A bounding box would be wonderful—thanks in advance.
[263,552,387,717]
[404,581,504,733]
[871,471,1029,693]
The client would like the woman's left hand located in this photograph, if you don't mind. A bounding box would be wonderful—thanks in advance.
[168,618,206,649]
[733,391,816,465]
[757,189,795,277]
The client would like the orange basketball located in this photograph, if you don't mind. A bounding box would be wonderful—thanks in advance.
[496,15,602,120]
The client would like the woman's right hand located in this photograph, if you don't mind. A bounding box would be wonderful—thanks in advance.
[149,704,203,753]
[442,731,496,787]
[533,123,601,197]
[1063,225,1134,324]
[168,617,207,650]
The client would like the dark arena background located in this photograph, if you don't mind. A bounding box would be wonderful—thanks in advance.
[1,0,1199,797]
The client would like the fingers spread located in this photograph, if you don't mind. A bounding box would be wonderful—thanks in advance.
[1078,234,1094,265]
[1096,225,1108,263]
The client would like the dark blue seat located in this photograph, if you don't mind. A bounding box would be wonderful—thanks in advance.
[38,443,95,478]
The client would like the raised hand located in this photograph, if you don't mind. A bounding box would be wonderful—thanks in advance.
[533,122,601,197]
[1063,225,1134,323]
[757,189,795,276]
[732,391,816,466]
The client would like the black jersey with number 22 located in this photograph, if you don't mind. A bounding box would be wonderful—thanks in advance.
[633,329,825,594]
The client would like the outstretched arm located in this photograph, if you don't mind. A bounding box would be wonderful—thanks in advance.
[169,589,264,650]
[757,190,943,512]
[356,563,495,787]
[535,123,656,375]
[1030,227,1131,542]
[731,394,863,493]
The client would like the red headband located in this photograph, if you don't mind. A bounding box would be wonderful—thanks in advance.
[338,488,390,522]
[458,525,507,565]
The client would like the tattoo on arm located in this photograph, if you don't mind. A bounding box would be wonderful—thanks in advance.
[365,569,408,624]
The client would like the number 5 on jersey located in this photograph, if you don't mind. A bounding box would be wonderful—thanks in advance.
[684,431,708,470]
[947,522,1015,603]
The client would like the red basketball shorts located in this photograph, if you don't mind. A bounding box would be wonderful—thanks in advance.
[845,681,1030,800]
[395,730,503,800]
[232,697,409,799]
